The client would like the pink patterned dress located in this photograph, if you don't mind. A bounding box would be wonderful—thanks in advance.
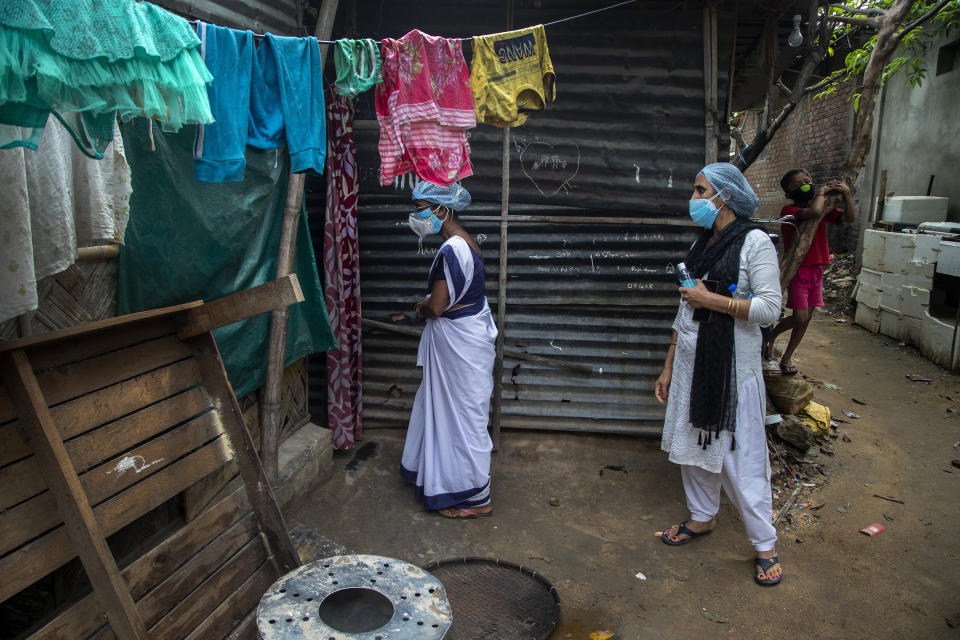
[324,88,363,450]
[376,30,475,187]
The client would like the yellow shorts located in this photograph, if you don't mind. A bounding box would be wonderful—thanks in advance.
[471,25,556,127]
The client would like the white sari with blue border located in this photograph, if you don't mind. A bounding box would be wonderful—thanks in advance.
[401,235,497,510]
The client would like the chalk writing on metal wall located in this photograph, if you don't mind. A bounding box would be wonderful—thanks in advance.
[514,135,580,198]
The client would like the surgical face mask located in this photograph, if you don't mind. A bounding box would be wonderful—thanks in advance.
[407,206,444,238]
[789,182,815,203]
[688,193,721,229]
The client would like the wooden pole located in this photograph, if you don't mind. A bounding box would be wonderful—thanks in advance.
[490,127,511,452]
[703,5,718,165]
[260,0,339,484]
[875,169,888,223]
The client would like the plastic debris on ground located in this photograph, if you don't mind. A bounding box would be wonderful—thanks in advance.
[859,523,886,536]
[634,571,646,580]
[905,374,934,384]
[589,631,616,640]
[799,401,831,435]
[842,409,860,419]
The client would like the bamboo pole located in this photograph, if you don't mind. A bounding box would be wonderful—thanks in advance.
[490,127,511,452]
[703,5,718,165]
[261,0,339,484]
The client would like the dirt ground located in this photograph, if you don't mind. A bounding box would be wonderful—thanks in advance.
[285,312,960,639]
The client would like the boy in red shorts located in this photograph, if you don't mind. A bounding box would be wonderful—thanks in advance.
[766,168,854,374]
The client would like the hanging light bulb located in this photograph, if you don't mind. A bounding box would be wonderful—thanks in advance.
[788,14,804,48]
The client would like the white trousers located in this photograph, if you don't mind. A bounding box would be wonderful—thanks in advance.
[680,421,777,553]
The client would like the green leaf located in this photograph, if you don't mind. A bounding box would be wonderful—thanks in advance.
[853,93,862,113]
[827,46,835,57]
[701,610,728,624]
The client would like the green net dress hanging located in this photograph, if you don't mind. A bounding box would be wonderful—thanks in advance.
[0,0,213,153]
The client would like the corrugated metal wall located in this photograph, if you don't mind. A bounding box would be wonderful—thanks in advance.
[323,1,733,435]
[154,0,301,35]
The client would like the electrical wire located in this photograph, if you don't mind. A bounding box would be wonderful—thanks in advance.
[190,0,637,42]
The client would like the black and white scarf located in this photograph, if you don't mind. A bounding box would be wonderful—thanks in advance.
[683,217,762,449]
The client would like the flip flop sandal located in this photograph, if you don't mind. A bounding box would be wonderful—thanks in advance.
[754,554,783,586]
[780,362,798,375]
[439,507,492,519]
[660,521,712,546]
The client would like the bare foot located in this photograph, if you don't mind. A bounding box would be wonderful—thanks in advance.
[662,518,714,543]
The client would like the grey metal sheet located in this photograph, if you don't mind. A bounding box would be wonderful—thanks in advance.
[315,1,724,436]
[154,0,300,34]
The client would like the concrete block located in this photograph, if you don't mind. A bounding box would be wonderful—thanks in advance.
[920,310,957,369]
[880,308,904,340]
[913,234,942,264]
[904,260,935,289]
[855,304,881,333]
[862,230,886,271]
[876,284,900,311]
[275,423,335,510]
[880,272,905,290]
[883,233,917,276]
[858,268,882,287]
[899,286,931,319]
[901,317,922,345]
[855,283,881,309]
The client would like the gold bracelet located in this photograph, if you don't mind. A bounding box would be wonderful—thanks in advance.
[727,299,735,315]
[670,341,677,346]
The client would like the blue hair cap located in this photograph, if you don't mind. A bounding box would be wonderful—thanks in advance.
[412,181,472,211]
[700,162,759,217]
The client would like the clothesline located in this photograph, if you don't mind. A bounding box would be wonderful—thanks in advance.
[189,0,637,42]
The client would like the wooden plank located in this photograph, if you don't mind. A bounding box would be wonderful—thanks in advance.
[0,491,59,557]
[703,5,718,165]
[223,609,259,640]
[1,349,149,639]
[27,593,108,640]
[149,536,267,640]
[182,401,260,523]
[491,126,511,452]
[0,418,34,467]
[0,359,203,469]
[94,436,232,536]
[0,301,201,355]
[177,274,305,339]
[27,316,179,373]
[0,336,193,424]
[0,471,249,606]
[81,411,223,507]
[0,454,47,512]
[66,387,210,472]
[184,559,277,640]
[187,332,300,572]
[137,514,258,627]
[126,487,249,599]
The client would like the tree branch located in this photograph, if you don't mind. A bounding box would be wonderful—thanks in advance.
[899,0,952,39]
[828,3,886,16]
[825,14,881,27]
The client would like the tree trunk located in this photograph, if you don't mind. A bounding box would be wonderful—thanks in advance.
[778,0,916,291]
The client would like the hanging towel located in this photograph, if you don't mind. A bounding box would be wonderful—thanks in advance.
[375,30,475,187]
[0,118,131,324]
[324,87,364,450]
[193,22,254,182]
[248,33,326,175]
[0,0,212,152]
[334,38,382,97]
[471,25,556,127]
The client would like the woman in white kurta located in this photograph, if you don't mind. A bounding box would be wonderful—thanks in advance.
[654,163,784,585]
[400,182,497,519]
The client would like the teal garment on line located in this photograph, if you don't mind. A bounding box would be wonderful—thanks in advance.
[118,119,336,398]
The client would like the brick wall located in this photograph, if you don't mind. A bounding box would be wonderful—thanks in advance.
[739,83,857,250]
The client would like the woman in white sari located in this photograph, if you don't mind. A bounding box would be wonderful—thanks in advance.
[401,182,497,519]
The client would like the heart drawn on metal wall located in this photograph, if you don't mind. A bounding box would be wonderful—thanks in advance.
[518,139,580,198]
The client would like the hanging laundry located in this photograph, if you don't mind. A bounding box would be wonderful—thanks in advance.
[0,0,213,152]
[193,22,255,182]
[471,25,556,127]
[334,38,382,97]
[324,88,364,450]
[376,30,475,187]
[248,33,326,175]
[0,118,132,324]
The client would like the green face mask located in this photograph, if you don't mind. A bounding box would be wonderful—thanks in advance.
[789,182,815,203]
